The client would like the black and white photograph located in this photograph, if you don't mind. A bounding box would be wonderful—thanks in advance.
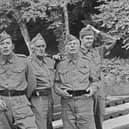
[0,0,129,129]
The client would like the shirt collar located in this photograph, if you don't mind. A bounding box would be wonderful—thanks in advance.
[67,52,81,64]
[32,54,46,66]
[0,53,16,65]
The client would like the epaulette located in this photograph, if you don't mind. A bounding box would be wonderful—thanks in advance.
[81,55,91,62]
[16,54,27,58]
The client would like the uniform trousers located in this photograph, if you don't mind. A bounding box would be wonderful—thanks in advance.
[61,95,96,129]
[94,95,105,129]
[94,81,105,129]
[31,95,49,129]
[0,95,38,129]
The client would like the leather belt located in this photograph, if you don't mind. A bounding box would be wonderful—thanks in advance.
[32,88,51,96]
[0,90,26,96]
[67,90,90,97]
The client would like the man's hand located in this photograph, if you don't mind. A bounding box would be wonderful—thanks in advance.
[85,87,94,97]
[87,24,100,34]
[53,54,61,60]
[62,89,72,98]
[0,99,7,111]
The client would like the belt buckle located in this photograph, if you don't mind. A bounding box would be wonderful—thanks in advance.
[36,91,40,96]
[7,90,11,96]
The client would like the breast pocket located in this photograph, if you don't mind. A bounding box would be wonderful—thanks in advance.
[59,69,70,83]
[78,66,90,83]
[11,67,25,81]
[13,104,34,120]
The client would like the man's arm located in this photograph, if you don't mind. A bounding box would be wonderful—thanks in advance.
[99,32,116,51]
[25,60,36,98]
[87,24,117,51]
[87,60,101,96]
[54,63,72,98]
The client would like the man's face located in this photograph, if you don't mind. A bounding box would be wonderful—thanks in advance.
[0,38,14,56]
[81,35,94,49]
[33,40,46,57]
[65,40,80,54]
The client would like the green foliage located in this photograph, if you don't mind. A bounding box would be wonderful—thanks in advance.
[0,0,49,24]
[102,57,129,85]
[0,0,82,34]
[47,0,83,52]
[92,0,129,48]
[0,0,83,24]
[0,0,100,52]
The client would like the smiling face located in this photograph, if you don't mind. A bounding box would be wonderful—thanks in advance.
[0,38,14,56]
[33,40,46,57]
[81,35,94,49]
[65,40,80,54]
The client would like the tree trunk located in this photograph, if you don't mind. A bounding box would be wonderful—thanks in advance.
[63,3,70,35]
[57,3,70,53]
[19,22,32,55]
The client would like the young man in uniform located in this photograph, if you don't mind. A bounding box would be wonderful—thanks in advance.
[0,31,38,129]
[79,24,117,129]
[55,34,99,129]
[29,33,55,129]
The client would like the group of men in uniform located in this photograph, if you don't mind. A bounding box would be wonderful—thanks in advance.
[0,24,116,129]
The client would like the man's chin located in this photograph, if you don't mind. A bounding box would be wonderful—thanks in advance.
[84,43,92,48]
[69,51,77,54]
[37,54,45,57]
[2,53,11,56]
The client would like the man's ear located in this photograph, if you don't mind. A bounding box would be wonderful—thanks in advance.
[12,44,15,50]
[44,44,47,50]
[30,45,35,53]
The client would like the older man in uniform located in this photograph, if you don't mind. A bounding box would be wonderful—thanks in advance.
[28,33,55,129]
[0,31,38,129]
[79,25,117,129]
[55,34,99,129]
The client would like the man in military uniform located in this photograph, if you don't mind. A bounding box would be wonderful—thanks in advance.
[79,25,117,129]
[80,24,117,67]
[55,34,99,129]
[0,31,38,129]
[29,33,55,129]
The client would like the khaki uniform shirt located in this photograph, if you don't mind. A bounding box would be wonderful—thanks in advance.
[81,47,101,74]
[81,31,117,78]
[0,53,36,97]
[28,55,55,89]
[56,53,98,91]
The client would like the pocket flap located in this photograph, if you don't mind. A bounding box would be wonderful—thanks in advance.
[79,65,89,74]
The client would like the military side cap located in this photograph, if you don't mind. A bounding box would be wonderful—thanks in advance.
[80,26,94,40]
[0,31,11,42]
[65,34,79,45]
[30,33,46,46]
